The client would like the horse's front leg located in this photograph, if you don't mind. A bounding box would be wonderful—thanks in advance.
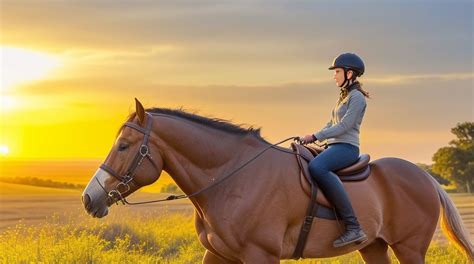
[203,250,241,264]
[241,244,280,264]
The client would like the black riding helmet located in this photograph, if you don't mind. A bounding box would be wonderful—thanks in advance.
[329,53,365,88]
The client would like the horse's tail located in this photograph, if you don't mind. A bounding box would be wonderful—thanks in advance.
[426,172,473,262]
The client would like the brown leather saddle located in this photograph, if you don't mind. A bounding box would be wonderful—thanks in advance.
[290,142,371,259]
[291,143,371,208]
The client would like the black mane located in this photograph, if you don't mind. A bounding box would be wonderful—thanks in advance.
[126,107,269,143]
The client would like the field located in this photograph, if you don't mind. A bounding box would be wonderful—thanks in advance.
[0,160,473,263]
[0,159,176,193]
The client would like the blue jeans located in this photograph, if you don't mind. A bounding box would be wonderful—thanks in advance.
[308,143,360,228]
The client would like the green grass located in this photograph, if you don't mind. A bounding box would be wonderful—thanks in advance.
[0,212,204,264]
[0,212,469,264]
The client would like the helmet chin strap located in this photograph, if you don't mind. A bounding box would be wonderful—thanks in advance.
[339,68,353,89]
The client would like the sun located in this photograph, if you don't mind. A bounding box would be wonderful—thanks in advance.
[0,145,9,156]
[1,46,62,91]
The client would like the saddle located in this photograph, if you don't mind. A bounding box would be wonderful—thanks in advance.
[290,142,371,260]
[292,143,371,208]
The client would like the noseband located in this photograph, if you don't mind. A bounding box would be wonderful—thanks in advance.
[99,112,159,204]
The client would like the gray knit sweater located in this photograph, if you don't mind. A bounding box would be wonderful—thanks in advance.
[313,86,367,148]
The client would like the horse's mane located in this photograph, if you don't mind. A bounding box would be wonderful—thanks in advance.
[124,107,270,144]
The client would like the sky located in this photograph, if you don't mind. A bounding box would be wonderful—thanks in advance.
[0,0,473,164]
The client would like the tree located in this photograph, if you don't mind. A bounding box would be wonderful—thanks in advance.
[432,122,474,193]
[160,183,184,194]
[416,163,450,185]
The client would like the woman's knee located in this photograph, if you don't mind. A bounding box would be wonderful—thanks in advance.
[308,159,328,179]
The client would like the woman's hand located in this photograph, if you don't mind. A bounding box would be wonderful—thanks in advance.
[299,134,317,145]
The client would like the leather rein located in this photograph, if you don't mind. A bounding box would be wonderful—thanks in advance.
[94,112,314,206]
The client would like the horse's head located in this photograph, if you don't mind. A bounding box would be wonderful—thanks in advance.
[82,99,164,218]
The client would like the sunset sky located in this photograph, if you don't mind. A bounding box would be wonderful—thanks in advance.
[0,1,472,164]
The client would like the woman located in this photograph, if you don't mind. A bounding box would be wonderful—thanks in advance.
[299,53,370,247]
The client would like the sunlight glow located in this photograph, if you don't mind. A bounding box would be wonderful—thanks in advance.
[1,46,62,90]
[0,95,17,111]
[0,145,9,156]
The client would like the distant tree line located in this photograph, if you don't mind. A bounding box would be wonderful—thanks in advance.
[419,122,473,193]
[160,183,184,194]
[0,176,85,190]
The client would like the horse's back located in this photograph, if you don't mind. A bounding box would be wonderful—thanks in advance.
[366,157,439,207]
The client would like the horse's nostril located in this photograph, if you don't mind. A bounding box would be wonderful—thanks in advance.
[82,193,91,207]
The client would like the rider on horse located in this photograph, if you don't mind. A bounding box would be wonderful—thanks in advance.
[300,53,370,247]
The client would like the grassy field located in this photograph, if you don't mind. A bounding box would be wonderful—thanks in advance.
[0,182,193,231]
[0,181,473,263]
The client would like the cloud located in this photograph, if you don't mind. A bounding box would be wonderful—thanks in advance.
[365,72,474,85]
[2,1,471,76]
[60,45,181,62]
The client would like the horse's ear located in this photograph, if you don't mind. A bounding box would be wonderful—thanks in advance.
[135,98,146,126]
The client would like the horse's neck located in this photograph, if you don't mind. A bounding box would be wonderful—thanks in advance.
[152,115,262,203]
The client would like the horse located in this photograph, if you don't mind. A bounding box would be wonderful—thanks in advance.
[82,99,473,263]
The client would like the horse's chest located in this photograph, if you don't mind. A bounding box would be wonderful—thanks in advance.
[195,216,238,258]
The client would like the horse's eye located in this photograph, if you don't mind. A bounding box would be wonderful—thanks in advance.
[118,143,129,151]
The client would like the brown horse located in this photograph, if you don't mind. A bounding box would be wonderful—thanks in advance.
[82,99,473,263]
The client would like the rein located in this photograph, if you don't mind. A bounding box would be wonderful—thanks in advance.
[96,112,320,206]
[124,136,299,205]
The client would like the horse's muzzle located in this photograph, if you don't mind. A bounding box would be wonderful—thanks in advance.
[82,168,110,218]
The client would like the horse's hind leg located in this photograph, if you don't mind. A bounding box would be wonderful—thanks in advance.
[358,238,391,264]
[390,236,430,264]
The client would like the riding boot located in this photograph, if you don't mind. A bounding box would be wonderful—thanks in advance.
[315,173,368,247]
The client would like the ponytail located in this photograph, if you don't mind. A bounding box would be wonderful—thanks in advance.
[357,82,371,98]
[337,80,371,105]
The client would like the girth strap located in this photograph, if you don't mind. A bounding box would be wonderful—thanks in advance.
[292,182,319,259]
[291,143,319,259]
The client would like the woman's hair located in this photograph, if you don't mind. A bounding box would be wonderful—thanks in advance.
[337,71,371,104]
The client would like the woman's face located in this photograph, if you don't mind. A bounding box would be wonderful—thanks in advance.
[333,68,353,87]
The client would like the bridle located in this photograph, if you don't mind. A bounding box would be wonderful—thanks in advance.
[94,111,321,206]
[98,112,160,204]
